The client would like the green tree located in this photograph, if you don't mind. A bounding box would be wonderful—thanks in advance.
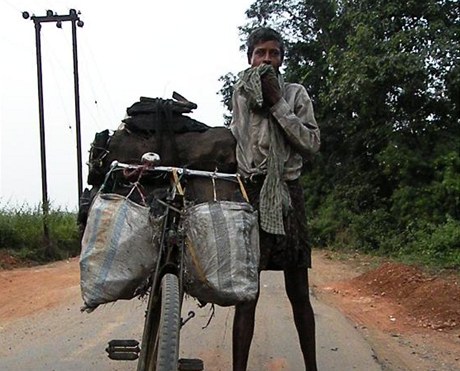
[221,0,460,264]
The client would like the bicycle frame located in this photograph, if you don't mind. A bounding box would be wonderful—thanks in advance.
[137,181,185,371]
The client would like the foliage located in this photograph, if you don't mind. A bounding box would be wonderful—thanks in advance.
[0,202,80,263]
[397,217,460,268]
[218,72,238,126]
[222,0,460,268]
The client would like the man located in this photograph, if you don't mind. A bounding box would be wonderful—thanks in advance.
[229,27,320,370]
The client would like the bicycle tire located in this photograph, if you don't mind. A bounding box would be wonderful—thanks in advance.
[145,273,181,371]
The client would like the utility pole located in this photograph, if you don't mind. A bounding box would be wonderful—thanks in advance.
[23,9,84,255]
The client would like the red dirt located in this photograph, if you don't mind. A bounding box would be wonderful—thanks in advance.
[349,262,459,331]
[0,250,29,270]
[311,250,460,370]
[0,256,80,323]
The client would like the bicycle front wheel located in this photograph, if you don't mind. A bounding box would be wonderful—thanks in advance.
[145,273,181,371]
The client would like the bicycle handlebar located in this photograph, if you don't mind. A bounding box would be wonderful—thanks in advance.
[109,160,241,181]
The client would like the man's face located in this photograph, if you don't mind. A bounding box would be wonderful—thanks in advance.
[249,40,283,72]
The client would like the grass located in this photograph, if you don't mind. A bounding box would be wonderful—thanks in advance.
[0,201,81,265]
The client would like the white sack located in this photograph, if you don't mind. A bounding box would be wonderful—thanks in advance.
[80,193,161,310]
[183,201,259,306]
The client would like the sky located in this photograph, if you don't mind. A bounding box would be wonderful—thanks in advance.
[0,0,254,210]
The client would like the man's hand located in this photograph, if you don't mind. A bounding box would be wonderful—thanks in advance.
[261,67,282,107]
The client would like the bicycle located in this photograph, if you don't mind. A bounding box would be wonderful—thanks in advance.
[103,152,250,371]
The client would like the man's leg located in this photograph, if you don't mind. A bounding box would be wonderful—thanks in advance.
[232,291,259,371]
[284,268,317,370]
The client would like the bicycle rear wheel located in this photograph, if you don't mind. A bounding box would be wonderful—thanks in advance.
[142,273,181,371]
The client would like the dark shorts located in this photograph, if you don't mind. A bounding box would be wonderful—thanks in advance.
[244,177,312,271]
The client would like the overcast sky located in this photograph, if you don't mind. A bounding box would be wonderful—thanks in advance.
[0,0,254,210]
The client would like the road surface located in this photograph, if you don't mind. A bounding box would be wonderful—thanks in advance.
[0,265,381,371]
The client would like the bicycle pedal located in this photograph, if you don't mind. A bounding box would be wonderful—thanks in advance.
[106,339,140,361]
[178,358,204,370]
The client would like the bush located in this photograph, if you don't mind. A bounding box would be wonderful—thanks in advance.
[308,194,353,248]
[347,209,398,253]
[0,201,80,263]
[398,218,460,268]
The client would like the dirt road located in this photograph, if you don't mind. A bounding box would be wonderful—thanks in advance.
[0,250,458,370]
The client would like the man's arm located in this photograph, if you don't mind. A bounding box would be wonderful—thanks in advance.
[270,86,320,158]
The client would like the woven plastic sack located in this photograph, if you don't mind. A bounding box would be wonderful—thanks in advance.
[80,193,162,310]
[183,201,259,306]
